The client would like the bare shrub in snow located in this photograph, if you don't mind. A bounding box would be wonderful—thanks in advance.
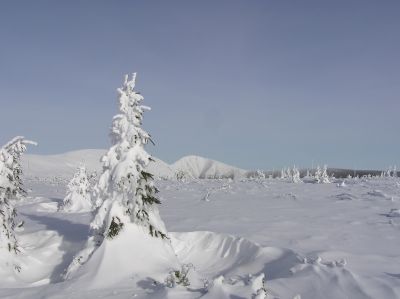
[164,263,193,287]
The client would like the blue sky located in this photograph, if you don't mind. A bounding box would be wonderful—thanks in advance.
[1,0,399,170]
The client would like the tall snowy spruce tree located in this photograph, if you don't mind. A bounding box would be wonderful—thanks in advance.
[65,74,178,286]
[0,137,36,271]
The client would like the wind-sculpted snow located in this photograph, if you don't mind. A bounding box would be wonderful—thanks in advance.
[0,176,400,298]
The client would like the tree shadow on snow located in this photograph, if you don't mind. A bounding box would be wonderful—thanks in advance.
[49,197,63,204]
[386,273,400,279]
[136,277,167,296]
[22,213,90,283]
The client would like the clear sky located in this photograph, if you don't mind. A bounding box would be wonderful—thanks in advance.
[1,0,399,170]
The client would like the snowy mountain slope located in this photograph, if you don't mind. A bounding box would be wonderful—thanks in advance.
[22,149,106,178]
[22,150,246,179]
[172,155,246,179]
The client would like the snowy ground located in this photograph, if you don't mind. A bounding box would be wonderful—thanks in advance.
[1,176,400,298]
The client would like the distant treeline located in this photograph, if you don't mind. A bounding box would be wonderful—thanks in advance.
[246,168,399,179]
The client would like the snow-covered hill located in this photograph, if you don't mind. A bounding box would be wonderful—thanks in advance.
[22,149,106,178]
[172,155,247,179]
[22,150,246,180]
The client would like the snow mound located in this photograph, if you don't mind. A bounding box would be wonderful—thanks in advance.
[36,202,59,213]
[172,156,246,179]
[69,224,180,289]
[0,230,63,288]
[171,231,299,279]
[367,190,391,199]
[170,231,399,299]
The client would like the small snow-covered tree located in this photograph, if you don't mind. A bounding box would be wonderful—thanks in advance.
[286,167,292,180]
[280,168,286,179]
[65,74,178,284]
[292,166,302,183]
[59,165,92,212]
[321,165,331,183]
[314,165,322,183]
[386,166,392,178]
[0,137,35,271]
[255,170,266,180]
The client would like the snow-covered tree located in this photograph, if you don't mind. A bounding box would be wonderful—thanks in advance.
[314,165,322,183]
[280,168,286,179]
[292,166,302,183]
[255,169,266,180]
[286,167,292,180]
[386,166,392,178]
[65,73,178,285]
[2,137,36,199]
[320,165,331,184]
[59,165,92,212]
[0,137,35,271]
[89,73,167,240]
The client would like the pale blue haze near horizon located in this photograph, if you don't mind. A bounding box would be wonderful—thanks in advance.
[0,0,399,170]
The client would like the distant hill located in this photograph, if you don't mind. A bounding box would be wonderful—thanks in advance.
[22,150,246,179]
[171,155,246,179]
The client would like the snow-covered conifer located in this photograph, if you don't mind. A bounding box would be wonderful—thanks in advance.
[0,137,35,271]
[59,165,92,212]
[65,73,178,285]
[386,167,392,178]
[2,137,36,199]
[280,168,286,179]
[89,73,167,239]
[255,169,266,180]
[314,166,322,183]
[292,166,302,183]
[321,165,331,184]
[286,167,292,180]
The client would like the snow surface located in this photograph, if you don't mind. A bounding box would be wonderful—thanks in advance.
[2,154,400,298]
